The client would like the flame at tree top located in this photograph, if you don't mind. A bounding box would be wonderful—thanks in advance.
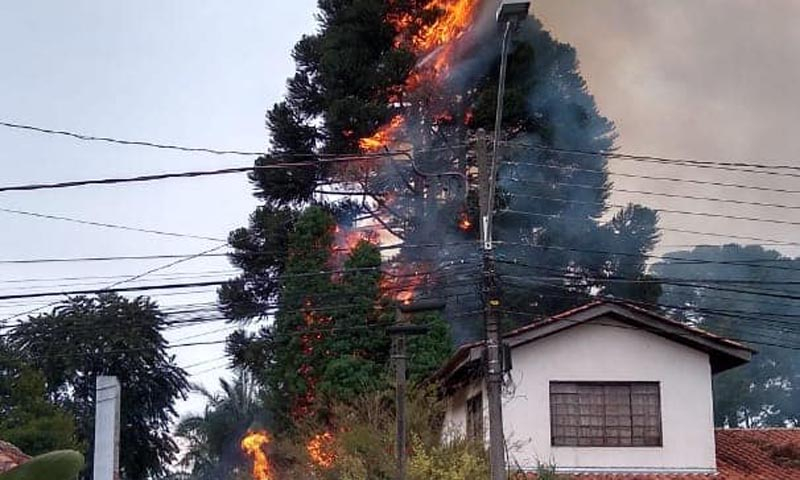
[241,430,273,480]
[391,0,480,55]
[359,0,481,152]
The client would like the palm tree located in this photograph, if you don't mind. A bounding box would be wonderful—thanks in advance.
[174,371,266,480]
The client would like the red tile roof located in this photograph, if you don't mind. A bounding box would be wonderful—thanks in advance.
[0,441,29,473]
[513,429,800,479]
[715,429,800,479]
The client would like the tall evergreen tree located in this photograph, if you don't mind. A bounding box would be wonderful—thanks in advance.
[654,244,800,427]
[228,207,382,429]
[226,206,452,431]
[231,1,661,342]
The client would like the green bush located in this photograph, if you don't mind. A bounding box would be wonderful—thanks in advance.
[0,450,84,480]
[408,434,489,480]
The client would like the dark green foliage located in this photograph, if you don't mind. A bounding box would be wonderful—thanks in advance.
[226,206,451,433]
[0,343,79,456]
[227,207,386,430]
[407,313,453,383]
[252,0,418,205]
[251,104,320,205]
[11,294,189,480]
[219,206,298,322]
[654,245,800,427]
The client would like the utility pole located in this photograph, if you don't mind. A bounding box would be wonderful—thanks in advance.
[481,3,531,480]
[94,376,121,480]
[388,299,444,480]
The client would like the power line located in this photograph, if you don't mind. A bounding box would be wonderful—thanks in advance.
[4,119,797,174]
[505,162,800,195]
[503,194,800,228]
[0,243,230,324]
[0,240,479,267]
[494,261,800,316]
[0,269,238,286]
[0,262,484,302]
[495,241,800,273]
[500,210,800,247]
[491,279,800,349]
[345,181,800,211]
[0,206,225,242]
[495,270,800,303]
[181,356,229,371]
[5,275,798,352]
[0,120,266,156]
[503,141,800,173]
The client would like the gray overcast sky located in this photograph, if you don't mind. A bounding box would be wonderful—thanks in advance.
[535,0,800,255]
[0,0,319,415]
[0,1,798,417]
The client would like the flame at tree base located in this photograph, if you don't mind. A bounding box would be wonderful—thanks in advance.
[307,432,337,469]
[241,430,273,480]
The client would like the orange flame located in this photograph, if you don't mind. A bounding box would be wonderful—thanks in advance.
[382,262,431,305]
[240,430,273,480]
[415,0,479,52]
[359,115,406,152]
[390,0,479,55]
[307,432,337,469]
[292,300,333,418]
[458,212,472,231]
[359,1,481,152]
[397,290,414,305]
[333,225,379,254]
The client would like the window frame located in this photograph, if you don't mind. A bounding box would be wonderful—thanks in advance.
[549,381,663,448]
[466,392,484,442]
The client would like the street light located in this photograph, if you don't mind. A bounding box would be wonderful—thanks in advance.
[485,0,531,251]
[496,0,531,23]
[484,2,530,480]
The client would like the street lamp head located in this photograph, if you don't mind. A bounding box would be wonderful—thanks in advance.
[496,0,531,23]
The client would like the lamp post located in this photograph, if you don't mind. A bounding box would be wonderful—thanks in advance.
[482,2,530,480]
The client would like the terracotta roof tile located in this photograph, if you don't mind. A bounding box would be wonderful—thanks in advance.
[515,429,800,480]
[0,440,29,473]
[715,428,800,479]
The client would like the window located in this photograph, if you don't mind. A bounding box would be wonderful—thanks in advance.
[466,393,483,441]
[550,382,662,447]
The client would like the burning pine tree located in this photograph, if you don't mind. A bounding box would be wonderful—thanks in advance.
[231,0,660,342]
[221,0,660,456]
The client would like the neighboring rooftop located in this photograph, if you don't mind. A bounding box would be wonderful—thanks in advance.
[435,300,755,386]
[0,441,29,473]
[512,429,800,479]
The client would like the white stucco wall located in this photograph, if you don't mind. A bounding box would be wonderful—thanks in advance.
[443,379,486,443]
[443,316,717,474]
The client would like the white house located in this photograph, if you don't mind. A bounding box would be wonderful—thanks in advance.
[435,300,757,476]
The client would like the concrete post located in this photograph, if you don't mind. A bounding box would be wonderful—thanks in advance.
[93,376,121,480]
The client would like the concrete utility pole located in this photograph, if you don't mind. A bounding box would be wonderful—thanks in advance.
[482,2,531,480]
[93,376,121,480]
[388,299,445,480]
